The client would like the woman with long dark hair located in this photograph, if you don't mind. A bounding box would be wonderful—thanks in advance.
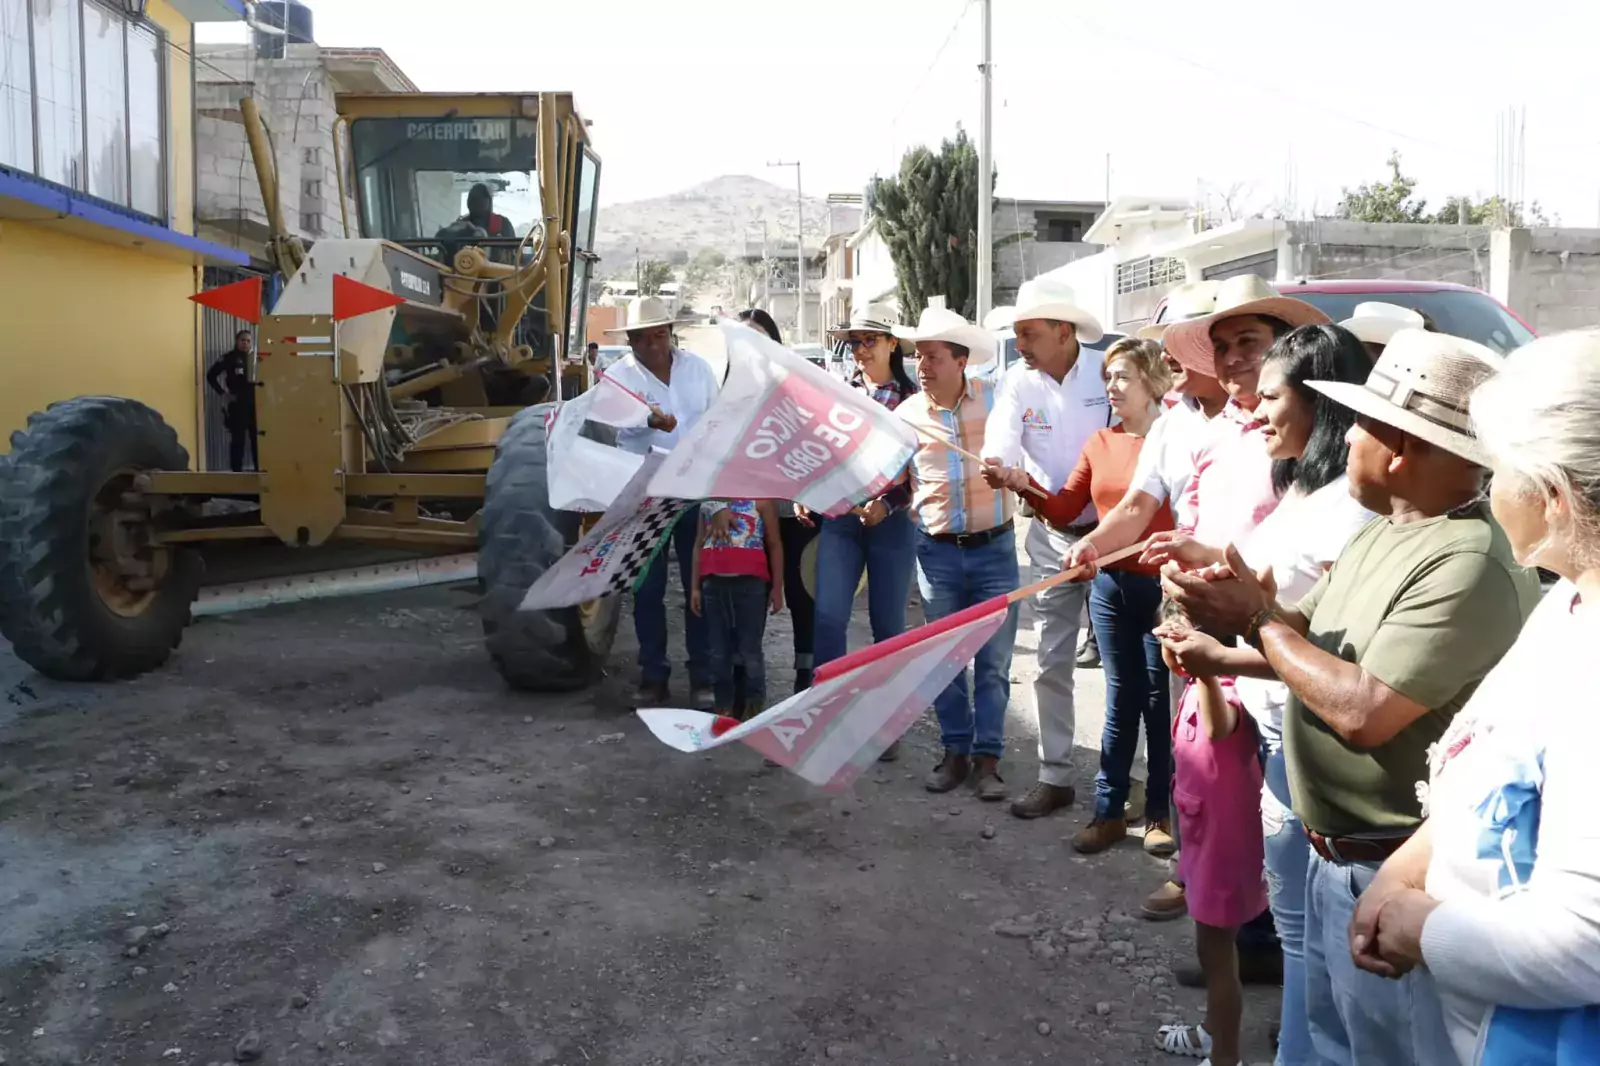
[733,308,819,693]
[811,303,919,758]
[1150,323,1374,1066]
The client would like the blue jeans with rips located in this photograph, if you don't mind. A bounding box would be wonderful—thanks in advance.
[812,507,917,669]
[1303,851,1452,1065]
[633,508,710,687]
[914,527,1020,759]
[1088,567,1170,822]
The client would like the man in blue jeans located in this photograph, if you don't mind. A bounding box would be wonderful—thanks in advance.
[603,296,721,707]
[892,304,1019,801]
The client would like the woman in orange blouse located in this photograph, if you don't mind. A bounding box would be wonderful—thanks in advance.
[997,338,1176,856]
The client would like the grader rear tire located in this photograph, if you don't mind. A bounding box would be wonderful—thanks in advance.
[478,403,621,692]
[0,397,200,681]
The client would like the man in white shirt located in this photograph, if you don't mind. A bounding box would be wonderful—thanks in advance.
[979,279,1113,819]
[601,297,721,707]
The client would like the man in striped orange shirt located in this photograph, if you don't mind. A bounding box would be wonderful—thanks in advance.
[893,306,1019,801]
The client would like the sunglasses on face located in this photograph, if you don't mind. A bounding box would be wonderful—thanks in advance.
[846,334,885,349]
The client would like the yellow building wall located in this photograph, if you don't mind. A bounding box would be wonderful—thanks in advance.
[0,223,200,459]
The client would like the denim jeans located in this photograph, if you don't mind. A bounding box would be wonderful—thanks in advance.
[701,575,768,708]
[1263,752,1311,1066]
[1088,568,1170,822]
[914,527,1021,759]
[633,508,710,686]
[779,515,818,679]
[1303,852,1452,1066]
[812,508,916,668]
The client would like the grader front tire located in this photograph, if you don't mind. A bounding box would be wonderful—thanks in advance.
[0,397,200,681]
[478,403,621,692]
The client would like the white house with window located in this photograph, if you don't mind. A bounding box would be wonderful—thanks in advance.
[0,0,251,461]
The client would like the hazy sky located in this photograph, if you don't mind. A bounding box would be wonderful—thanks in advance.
[207,0,1600,224]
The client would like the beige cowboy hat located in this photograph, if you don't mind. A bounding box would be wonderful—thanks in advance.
[1308,328,1504,467]
[892,299,997,365]
[827,302,913,355]
[604,295,676,334]
[985,277,1105,344]
[1338,301,1426,348]
[1162,275,1331,377]
[1136,279,1222,341]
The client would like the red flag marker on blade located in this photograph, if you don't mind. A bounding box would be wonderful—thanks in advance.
[189,276,262,324]
[331,274,406,322]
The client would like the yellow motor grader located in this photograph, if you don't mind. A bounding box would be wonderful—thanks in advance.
[0,91,617,691]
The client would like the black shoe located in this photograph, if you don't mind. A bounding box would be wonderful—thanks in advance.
[794,668,814,692]
[1075,640,1101,669]
[877,740,901,763]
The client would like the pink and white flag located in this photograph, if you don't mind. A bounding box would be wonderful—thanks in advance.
[646,321,917,517]
[637,595,1012,789]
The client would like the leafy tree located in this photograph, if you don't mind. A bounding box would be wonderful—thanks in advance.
[683,247,728,292]
[1335,151,1429,223]
[868,129,995,320]
[638,260,673,295]
[1432,194,1551,227]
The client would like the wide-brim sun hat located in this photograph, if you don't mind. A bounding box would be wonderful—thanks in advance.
[1307,327,1504,467]
[892,300,997,366]
[984,277,1104,344]
[1161,275,1331,376]
[1136,279,1223,341]
[1339,301,1426,348]
[827,301,913,355]
[604,295,677,334]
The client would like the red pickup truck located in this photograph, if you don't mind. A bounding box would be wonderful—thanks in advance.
[1149,278,1536,353]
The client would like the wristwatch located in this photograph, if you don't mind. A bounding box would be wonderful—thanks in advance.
[1244,607,1279,650]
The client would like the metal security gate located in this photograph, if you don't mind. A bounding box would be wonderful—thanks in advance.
[199,266,269,472]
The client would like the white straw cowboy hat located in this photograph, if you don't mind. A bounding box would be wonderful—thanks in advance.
[1136,280,1222,341]
[985,277,1104,344]
[1162,275,1331,377]
[604,295,676,334]
[1308,328,1504,467]
[1339,301,1426,348]
[827,302,913,355]
[892,300,997,365]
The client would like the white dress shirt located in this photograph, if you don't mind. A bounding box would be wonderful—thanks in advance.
[982,348,1114,524]
[1129,399,1211,531]
[604,348,720,455]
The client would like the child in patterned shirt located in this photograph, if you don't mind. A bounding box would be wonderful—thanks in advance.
[690,500,784,720]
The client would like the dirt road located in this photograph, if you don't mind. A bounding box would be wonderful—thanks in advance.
[0,520,1274,1065]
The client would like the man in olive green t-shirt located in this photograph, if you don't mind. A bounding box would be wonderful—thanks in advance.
[1165,330,1538,1066]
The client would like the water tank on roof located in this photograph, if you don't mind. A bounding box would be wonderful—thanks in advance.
[254,0,314,60]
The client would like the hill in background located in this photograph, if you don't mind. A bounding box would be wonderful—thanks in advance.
[594,174,832,278]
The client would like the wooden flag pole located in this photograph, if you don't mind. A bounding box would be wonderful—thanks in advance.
[907,423,1050,500]
[1005,538,1151,604]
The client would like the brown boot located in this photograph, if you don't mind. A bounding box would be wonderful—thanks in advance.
[970,755,1007,801]
[923,751,971,793]
[1009,782,1075,819]
[1071,817,1128,854]
[1140,880,1188,922]
[1142,817,1176,857]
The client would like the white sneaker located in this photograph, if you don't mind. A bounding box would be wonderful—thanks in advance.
[1156,1022,1212,1058]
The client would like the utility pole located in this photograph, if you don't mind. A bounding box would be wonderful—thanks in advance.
[760,219,770,307]
[634,246,641,296]
[769,159,804,342]
[976,0,993,325]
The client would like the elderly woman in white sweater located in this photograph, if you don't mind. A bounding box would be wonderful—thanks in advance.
[1349,329,1600,1065]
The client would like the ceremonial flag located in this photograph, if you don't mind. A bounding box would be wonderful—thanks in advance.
[521,452,688,610]
[546,371,654,512]
[647,321,917,517]
[638,595,1011,789]
[636,540,1148,787]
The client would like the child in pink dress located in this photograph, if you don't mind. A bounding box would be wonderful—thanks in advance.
[1155,602,1266,1066]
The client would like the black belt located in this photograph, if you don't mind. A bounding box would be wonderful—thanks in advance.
[925,520,1014,549]
[1063,521,1097,537]
[1305,827,1412,865]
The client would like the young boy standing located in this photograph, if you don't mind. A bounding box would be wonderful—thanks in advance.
[690,500,784,720]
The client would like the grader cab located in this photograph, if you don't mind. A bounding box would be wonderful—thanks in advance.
[0,91,617,691]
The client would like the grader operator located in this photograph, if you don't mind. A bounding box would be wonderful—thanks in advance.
[0,91,616,692]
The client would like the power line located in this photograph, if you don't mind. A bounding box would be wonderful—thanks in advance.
[887,0,974,146]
